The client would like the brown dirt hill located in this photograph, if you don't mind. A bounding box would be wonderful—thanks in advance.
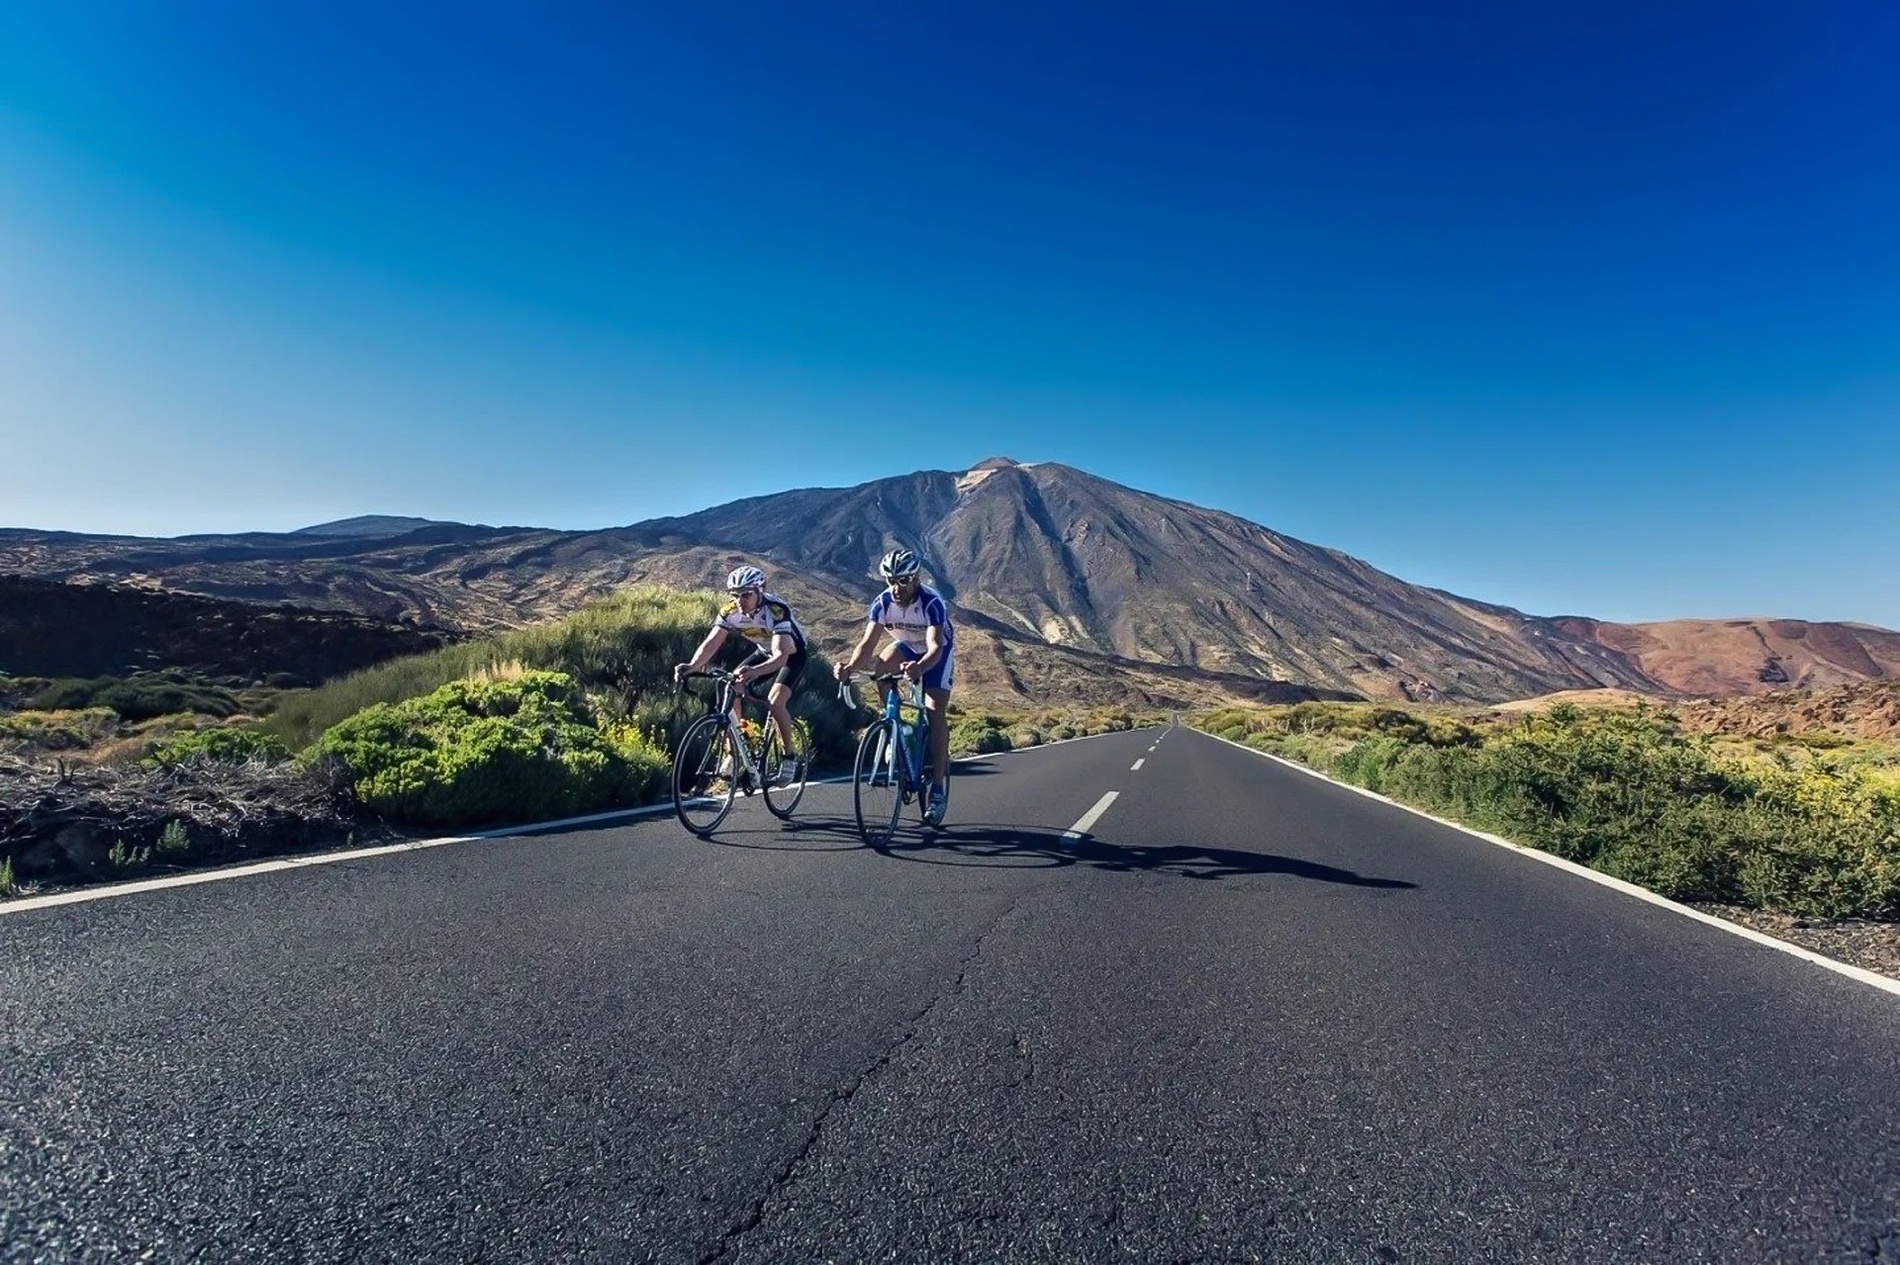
[1550,617,1900,696]
[0,574,457,687]
[1491,681,1900,743]
[1672,680,1900,742]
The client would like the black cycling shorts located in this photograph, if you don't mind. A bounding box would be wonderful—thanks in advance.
[743,645,808,696]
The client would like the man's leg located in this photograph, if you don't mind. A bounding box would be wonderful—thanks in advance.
[767,683,795,751]
[869,644,906,709]
[923,687,951,788]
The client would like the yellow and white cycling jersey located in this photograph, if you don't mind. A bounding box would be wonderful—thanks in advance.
[715,592,807,651]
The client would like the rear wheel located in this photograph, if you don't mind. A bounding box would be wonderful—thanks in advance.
[761,719,813,820]
[853,719,902,846]
[673,714,737,837]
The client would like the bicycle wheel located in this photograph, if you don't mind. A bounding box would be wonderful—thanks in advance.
[853,718,903,846]
[673,714,738,837]
[761,719,813,820]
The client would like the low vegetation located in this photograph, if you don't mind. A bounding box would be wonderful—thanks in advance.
[1,585,872,892]
[311,670,669,827]
[939,705,1164,757]
[1193,701,1900,922]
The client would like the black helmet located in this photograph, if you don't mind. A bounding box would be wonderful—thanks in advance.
[878,548,922,580]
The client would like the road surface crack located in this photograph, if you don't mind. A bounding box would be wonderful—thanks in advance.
[697,892,1031,1264]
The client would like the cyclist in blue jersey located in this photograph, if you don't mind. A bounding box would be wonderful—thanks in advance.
[675,565,808,778]
[833,548,955,820]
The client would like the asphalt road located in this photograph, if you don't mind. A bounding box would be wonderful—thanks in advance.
[3,726,1897,1263]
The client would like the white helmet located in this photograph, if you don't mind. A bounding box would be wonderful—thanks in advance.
[878,548,921,580]
[726,565,766,593]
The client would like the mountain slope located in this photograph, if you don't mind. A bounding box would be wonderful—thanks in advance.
[660,459,1667,700]
[3,459,1894,705]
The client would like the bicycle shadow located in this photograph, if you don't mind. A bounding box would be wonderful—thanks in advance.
[850,818,1415,888]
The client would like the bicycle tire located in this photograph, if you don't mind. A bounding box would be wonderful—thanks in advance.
[673,714,738,837]
[761,720,812,820]
[853,718,903,846]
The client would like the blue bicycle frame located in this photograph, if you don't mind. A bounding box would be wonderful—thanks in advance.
[846,671,940,842]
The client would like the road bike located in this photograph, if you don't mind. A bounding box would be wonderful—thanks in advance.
[672,668,813,837]
[841,671,945,845]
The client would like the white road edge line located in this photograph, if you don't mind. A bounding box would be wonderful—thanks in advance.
[4,737,1156,914]
[1131,759,1145,771]
[0,798,687,915]
[1063,791,1121,839]
[1196,729,1900,999]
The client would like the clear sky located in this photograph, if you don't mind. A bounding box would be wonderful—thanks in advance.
[4,2,1896,627]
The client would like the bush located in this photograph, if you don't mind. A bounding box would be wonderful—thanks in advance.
[312,671,665,827]
[271,585,862,773]
[30,671,241,721]
[950,718,1012,756]
[1196,701,1900,921]
[148,726,291,767]
[0,707,119,756]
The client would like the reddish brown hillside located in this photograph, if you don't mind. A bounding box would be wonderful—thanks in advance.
[1561,618,1900,696]
[1673,680,1900,742]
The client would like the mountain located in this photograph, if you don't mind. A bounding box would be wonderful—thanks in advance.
[2,458,1895,706]
[657,459,1661,700]
[291,515,471,538]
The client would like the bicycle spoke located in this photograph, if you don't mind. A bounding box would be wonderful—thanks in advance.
[673,715,737,836]
[761,720,812,819]
[853,719,902,846]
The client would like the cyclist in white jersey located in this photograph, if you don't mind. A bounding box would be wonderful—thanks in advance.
[833,548,955,820]
[674,565,808,776]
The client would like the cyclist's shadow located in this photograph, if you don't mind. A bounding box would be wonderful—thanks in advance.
[858,819,1415,888]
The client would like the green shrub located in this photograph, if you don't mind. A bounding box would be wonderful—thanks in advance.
[30,671,241,721]
[1199,700,1900,921]
[312,670,665,827]
[148,726,291,766]
[950,718,1012,756]
[271,585,861,772]
[157,819,191,856]
[0,707,119,754]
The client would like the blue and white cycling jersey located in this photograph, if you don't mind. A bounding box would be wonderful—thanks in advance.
[867,585,955,654]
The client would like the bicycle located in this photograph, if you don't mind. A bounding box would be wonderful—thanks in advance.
[841,671,946,846]
[672,668,813,837]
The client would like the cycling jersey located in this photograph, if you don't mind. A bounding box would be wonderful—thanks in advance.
[716,593,807,651]
[867,585,954,653]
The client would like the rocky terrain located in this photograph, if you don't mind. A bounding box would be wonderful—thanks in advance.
[0,574,457,687]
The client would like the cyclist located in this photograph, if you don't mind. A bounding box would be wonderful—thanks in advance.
[833,547,955,820]
[674,565,808,781]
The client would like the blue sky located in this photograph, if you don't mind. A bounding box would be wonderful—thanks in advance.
[3,2,1896,627]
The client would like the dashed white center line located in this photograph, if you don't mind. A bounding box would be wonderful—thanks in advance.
[1130,758,1145,771]
[1064,791,1120,839]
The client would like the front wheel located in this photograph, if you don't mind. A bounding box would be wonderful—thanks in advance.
[673,714,737,837]
[853,719,903,847]
[761,720,813,820]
